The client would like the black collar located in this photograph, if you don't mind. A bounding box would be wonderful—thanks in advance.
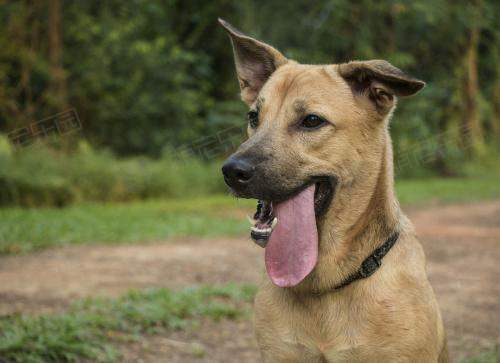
[312,232,400,295]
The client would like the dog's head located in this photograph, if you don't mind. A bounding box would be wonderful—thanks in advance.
[219,19,424,286]
[220,18,424,215]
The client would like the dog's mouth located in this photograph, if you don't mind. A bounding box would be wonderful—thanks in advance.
[247,177,335,287]
[249,177,335,248]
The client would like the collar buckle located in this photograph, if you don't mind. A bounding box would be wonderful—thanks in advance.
[359,255,382,278]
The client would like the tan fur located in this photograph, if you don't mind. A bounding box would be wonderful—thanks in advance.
[220,19,449,363]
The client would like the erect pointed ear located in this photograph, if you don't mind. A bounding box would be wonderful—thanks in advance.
[338,60,425,114]
[218,18,288,105]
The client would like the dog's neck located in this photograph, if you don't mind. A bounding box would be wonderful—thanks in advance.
[329,129,400,245]
[301,128,401,294]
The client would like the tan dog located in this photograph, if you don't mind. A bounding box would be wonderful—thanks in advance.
[219,19,449,363]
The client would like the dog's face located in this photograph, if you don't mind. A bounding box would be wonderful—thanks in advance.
[219,19,424,251]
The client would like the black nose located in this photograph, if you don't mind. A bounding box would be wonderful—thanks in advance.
[222,157,255,189]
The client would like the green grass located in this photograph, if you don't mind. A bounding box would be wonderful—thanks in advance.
[0,175,499,254]
[0,196,254,254]
[395,176,500,205]
[0,284,257,363]
[461,350,498,363]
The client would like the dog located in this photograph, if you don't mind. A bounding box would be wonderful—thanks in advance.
[219,19,449,363]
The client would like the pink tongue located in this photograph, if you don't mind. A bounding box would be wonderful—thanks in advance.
[265,185,318,287]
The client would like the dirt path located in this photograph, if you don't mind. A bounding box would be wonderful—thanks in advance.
[1,200,499,362]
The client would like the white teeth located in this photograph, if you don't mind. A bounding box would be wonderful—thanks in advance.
[247,215,257,225]
[251,226,272,234]
[249,217,278,235]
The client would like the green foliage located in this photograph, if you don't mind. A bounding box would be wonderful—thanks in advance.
[62,2,217,155]
[0,284,256,362]
[0,136,226,207]
[0,0,498,175]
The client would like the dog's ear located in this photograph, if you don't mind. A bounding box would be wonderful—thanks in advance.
[219,18,288,105]
[338,60,425,114]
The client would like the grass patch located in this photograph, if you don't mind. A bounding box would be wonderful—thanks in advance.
[396,176,500,206]
[461,350,498,363]
[0,284,257,363]
[0,175,499,254]
[0,196,254,254]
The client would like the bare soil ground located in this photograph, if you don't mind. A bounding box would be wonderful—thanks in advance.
[0,200,499,362]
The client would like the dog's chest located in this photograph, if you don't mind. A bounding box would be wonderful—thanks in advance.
[295,297,368,350]
[255,289,410,362]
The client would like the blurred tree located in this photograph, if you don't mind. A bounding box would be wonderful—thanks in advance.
[47,0,67,109]
[0,1,48,129]
[459,0,483,153]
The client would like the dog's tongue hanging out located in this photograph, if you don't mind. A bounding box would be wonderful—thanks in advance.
[265,185,318,287]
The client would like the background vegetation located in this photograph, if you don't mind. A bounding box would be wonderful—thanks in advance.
[0,0,498,197]
[0,135,224,207]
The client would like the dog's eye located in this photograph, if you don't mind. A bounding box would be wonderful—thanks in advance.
[300,115,327,130]
[247,110,259,128]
